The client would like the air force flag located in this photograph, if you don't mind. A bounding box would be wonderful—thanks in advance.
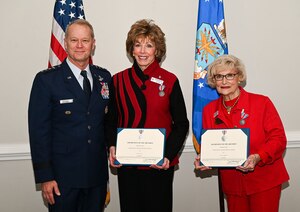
[192,0,228,153]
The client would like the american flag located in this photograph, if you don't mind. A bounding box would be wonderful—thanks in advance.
[48,0,86,67]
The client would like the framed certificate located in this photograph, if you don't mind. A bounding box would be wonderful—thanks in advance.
[200,128,249,167]
[114,128,166,166]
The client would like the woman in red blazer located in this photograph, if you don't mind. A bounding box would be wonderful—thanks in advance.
[194,55,289,212]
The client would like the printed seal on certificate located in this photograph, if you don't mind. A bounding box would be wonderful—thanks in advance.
[200,128,249,167]
[114,128,166,166]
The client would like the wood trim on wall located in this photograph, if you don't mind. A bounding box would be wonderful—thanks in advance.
[1,131,299,161]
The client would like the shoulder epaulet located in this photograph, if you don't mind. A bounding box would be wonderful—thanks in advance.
[91,64,102,69]
[91,64,106,70]
[91,64,110,74]
[40,65,61,74]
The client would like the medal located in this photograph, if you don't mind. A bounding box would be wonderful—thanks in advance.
[239,109,249,125]
[100,82,109,99]
[158,84,165,97]
[159,91,165,96]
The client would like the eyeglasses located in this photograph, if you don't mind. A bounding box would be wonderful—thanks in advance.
[214,73,238,81]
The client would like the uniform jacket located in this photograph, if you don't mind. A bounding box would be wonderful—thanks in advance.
[106,60,189,166]
[28,60,111,188]
[202,87,289,195]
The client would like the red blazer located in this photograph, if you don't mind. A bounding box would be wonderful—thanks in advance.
[202,87,289,195]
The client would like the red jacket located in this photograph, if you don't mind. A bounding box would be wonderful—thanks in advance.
[107,60,189,166]
[202,87,289,195]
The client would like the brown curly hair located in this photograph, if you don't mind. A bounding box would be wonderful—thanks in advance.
[126,19,166,62]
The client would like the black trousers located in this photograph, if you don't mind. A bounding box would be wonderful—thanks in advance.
[117,166,175,212]
[48,184,107,212]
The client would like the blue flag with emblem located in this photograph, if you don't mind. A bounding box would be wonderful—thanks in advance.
[192,0,228,153]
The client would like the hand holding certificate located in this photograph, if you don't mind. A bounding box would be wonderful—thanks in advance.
[200,128,249,167]
[114,128,166,166]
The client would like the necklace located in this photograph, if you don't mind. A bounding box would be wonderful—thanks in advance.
[222,93,240,114]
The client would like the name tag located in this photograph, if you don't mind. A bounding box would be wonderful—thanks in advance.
[150,77,164,85]
[60,99,73,104]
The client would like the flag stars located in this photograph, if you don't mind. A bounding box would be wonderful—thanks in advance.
[78,14,84,19]
[198,82,204,88]
[69,1,76,8]
[59,0,66,6]
[79,4,84,11]
[58,9,65,16]
[69,12,75,19]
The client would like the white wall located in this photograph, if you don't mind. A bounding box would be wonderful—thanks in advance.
[0,0,300,211]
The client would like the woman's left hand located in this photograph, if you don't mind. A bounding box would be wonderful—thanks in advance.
[236,154,260,173]
[150,158,170,170]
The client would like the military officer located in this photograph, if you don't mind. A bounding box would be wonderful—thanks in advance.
[28,19,111,212]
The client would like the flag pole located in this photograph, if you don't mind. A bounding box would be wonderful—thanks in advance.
[192,1,228,211]
[218,170,225,212]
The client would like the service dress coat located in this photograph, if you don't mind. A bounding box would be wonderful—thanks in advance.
[28,60,111,188]
[202,87,289,195]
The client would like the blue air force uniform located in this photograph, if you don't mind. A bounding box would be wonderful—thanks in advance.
[28,59,110,196]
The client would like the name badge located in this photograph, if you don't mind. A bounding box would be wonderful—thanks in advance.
[60,99,73,104]
[150,77,164,85]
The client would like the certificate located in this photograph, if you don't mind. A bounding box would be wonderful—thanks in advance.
[114,128,166,166]
[200,128,249,167]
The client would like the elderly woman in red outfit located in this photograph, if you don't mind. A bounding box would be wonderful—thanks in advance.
[194,54,289,212]
[106,19,189,212]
